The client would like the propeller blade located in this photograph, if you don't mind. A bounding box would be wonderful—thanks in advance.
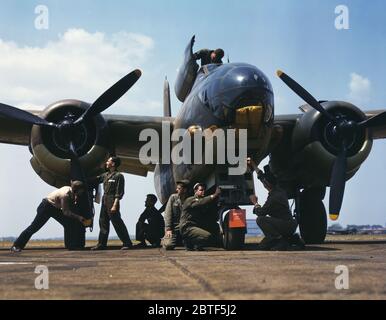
[329,142,347,220]
[0,103,55,127]
[68,142,94,221]
[359,111,386,129]
[78,69,142,123]
[69,142,83,182]
[276,70,337,123]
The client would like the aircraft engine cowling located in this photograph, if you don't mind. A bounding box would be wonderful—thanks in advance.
[29,100,110,187]
[290,101,373,188]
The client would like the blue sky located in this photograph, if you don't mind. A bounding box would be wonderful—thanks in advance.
[0,0,385,238]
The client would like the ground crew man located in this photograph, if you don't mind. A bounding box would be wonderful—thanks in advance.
[136,194,165,247]
[91,156,132,250]
[11,181,90,252]
[193,48,224,66]
[248,160,299,251]
[163,180,189,250]
[179,183,221,251]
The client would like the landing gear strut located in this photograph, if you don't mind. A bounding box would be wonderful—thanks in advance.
[64,224,86,249]
[214,165,251,250]
[63,190,93,250]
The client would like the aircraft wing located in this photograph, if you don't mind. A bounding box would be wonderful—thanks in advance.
[272,109,386,140]
[104,114,174,177]
[0,111,38,145]
[364,110,386,139]
[0,111,174,178]
[272,113,300,131]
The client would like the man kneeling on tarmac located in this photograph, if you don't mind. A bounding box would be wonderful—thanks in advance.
[249,163,304,251]
[163,180,189,250]
[179,183,221,251]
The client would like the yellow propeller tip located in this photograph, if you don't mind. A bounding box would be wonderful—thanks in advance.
[276,70,284,77]
[329,213,339,221]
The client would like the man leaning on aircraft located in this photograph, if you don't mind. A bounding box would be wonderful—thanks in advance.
[247,159,305,251]
[193,48,224,66]
[11,181,90,252]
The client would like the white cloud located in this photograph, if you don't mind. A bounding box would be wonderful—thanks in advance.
[347,73,371,106]
[0,28,155,110]
[0,29,162,238]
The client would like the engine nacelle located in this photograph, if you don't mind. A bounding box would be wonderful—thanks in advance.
[291,101,372,187]
[271,101,373,194]
[29,99,110,187]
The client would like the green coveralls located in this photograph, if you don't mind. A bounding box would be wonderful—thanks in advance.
[96,171,132,247]
[163,193,185,250]
[254,186,297,239]
[179,195,219,248]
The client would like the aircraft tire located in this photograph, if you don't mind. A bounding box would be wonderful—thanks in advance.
[298,188,327,244]
[222,213,245,250]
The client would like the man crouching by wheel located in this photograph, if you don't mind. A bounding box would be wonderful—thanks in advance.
[248,159,304,251]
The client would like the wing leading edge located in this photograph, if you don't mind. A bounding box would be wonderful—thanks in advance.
[0,110,42,145]
[271,109,386,142]
[365,110,386,139]
[105,114,174,177]
[0,111,174,178]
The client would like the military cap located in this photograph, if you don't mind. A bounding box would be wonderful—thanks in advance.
[193,182,206,191]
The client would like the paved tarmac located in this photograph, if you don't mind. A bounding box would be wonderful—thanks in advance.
[0,235,385,300]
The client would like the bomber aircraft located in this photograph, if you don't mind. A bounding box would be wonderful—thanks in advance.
[1,36,386,249]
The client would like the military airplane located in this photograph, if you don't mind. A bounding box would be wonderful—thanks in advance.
[1,35,386,249]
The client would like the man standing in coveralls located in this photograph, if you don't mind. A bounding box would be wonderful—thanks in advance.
[91,156,132,250]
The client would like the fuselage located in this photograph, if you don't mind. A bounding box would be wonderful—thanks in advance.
[155,62,275,203]
[175,62,274,129]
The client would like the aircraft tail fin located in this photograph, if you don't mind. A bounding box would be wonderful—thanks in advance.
[163,76,171,117]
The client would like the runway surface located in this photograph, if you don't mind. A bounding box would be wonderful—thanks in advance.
[0,235,385,300]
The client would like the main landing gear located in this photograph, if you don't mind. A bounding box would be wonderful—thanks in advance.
[296,187,327,244]
[219,207,246,250]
